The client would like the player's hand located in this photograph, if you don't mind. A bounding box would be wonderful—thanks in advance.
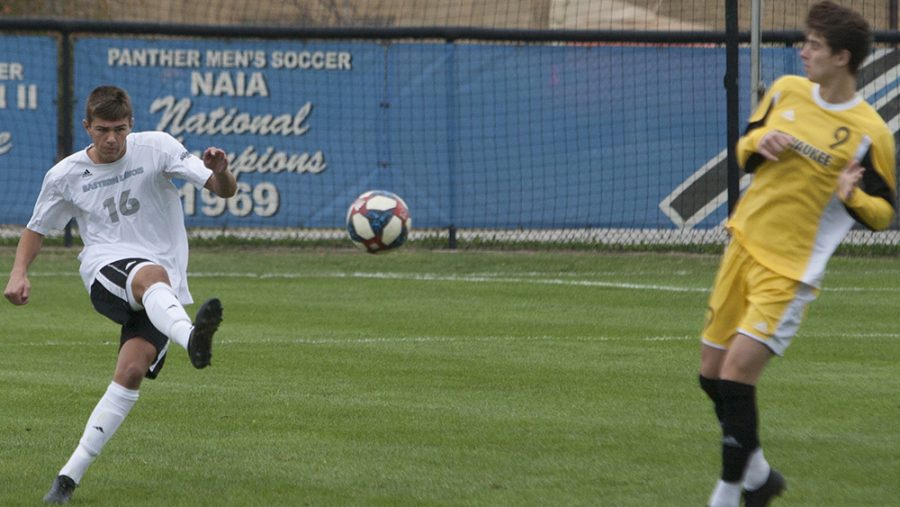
[838,160,865,201]
[757,130,795,161]
[202,147,229,174]
[4,274,31,305]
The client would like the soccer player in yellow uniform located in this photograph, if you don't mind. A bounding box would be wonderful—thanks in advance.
[698,3,896,507]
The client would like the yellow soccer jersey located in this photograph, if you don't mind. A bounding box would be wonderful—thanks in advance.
[732,75,896,287]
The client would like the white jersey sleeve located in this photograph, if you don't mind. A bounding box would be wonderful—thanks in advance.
[156,132,214,188]
[26,162,82,235]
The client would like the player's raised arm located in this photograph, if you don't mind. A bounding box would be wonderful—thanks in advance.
[202,147,237,198]
[4,228,44,305]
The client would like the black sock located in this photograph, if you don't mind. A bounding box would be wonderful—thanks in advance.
[718,379,759,483]
[699,374,724,425]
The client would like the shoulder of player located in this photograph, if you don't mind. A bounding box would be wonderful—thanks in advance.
[761,75,811,107]
[127,131,181,150]
[769,75,810,94]
[127,131,193,161]
[44,149,91,181]
[869,120,895,153]
[128,131,201,177]
[851,97,887,122]
[840,98,893,147]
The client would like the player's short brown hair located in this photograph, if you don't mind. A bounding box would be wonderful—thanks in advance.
[85,85,133,124]
[806,1,871,75]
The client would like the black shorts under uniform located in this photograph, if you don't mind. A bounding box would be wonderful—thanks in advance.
[90,257,169,379]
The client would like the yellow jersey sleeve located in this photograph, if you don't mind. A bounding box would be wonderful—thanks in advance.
[736,82,782,173]
[841,127,896,230]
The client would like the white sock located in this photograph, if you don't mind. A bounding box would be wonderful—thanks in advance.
[708,480,742,507]
[742,447,771,491]
[142,282,192,350]
[59,382,139,483]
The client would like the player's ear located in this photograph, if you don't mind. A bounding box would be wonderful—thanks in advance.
[834,48,851,69]
[82,119,90,132]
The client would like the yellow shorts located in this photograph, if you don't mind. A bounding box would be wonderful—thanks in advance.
[702,239,819,356]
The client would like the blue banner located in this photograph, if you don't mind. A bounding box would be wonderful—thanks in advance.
[0,36,58,225]
[68,39,807,230]
[75,38,382,228]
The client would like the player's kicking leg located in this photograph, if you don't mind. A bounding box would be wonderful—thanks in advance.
[187,298,222,368]
[131,263,222,368]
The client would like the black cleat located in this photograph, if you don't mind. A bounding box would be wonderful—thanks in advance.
[743,469,786,507]
[187,298,222,369]
[43,475,76,504]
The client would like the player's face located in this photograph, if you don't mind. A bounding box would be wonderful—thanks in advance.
[800,32,846,84]
[84,117,132,164]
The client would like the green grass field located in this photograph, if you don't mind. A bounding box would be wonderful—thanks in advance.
[1,246,898,506]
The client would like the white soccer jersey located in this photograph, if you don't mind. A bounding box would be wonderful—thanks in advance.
[26,132,213,304]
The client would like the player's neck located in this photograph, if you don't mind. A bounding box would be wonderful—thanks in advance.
[86,145,126,165]
[816,74,857,104]
[86,145,101,164]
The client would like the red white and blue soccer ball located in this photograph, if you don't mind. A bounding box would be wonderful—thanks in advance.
[346,190,411,253]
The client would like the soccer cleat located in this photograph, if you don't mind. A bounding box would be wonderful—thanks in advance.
[743,469,786,507]
[43,475,76,504]
[187,298,222,369]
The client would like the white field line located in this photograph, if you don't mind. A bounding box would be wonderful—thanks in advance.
[218,334,696,346]
[214,332,900,345]
[6,332,899,348]
[2,335,691,347]
[326,272,709,292]
[27,270,705,292]
[26,270,900,293]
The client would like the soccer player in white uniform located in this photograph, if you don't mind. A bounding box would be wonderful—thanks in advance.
[3,85,237,504]
[698,3,896,507]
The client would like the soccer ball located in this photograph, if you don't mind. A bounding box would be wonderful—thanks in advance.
[346,190,411,253]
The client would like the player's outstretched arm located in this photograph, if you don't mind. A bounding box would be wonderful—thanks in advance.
[202,147,237,198]
[4,228,44,305]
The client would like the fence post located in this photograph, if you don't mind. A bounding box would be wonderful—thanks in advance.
[59,31,75,247]
[724,0,740,216]
[445,40,458,249]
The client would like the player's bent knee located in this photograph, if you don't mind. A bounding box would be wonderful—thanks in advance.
[133,264,170,286]
[115,339,156,388]
[720,347,772,384]
[114,362,147,388]
[131,264,171,303]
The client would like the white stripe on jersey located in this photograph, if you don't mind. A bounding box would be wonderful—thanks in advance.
[801,194,855,287]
